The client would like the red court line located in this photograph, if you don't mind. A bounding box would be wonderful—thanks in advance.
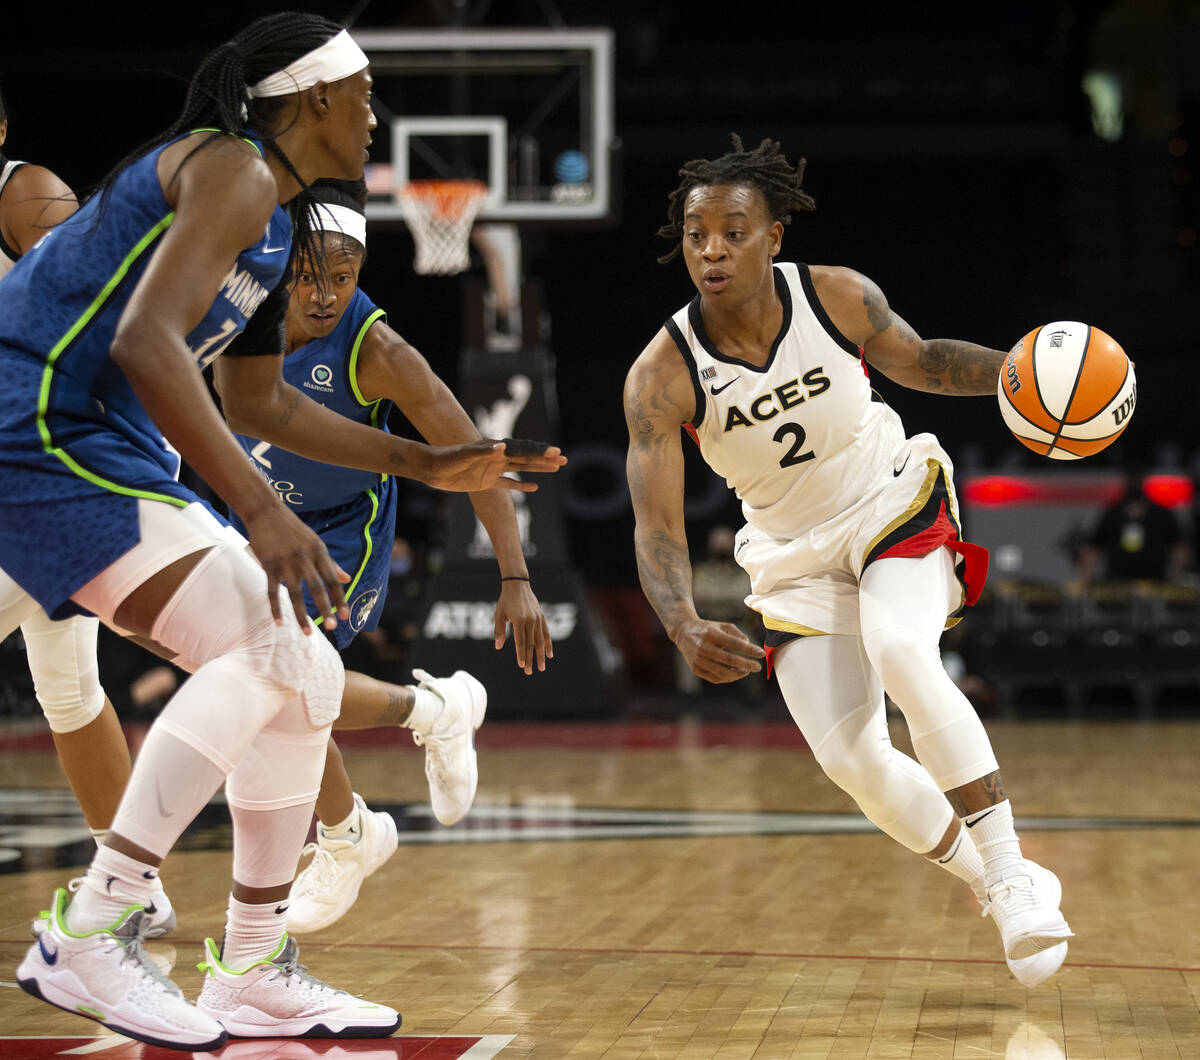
[5,936,1190,976]
[0,1038,485,1059]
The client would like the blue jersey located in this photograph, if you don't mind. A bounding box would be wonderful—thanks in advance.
[0,132,290,617]
[234,288,391,511]
[231,288,396,649]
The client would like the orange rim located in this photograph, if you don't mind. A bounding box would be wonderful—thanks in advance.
[400,180,488,220]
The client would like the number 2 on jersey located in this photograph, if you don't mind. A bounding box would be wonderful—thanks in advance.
[773,422,815,468]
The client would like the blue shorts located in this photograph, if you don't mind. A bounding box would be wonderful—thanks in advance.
[230,476,397,652]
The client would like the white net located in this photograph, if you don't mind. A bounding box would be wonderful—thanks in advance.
[398,180,489,276]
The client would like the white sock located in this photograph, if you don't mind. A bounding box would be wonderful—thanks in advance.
[318,799,363,845]
[964,800,1025,890]
[932,827,986,900]
[403,685,444,734]
[221,895,287,972]
[65,847,159,933]
[87,829,164,895]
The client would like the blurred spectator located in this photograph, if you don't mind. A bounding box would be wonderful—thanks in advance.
[1077,465,1190,583]
[349,536,425,680]
[691,526,754,626]
[677,525,755,694]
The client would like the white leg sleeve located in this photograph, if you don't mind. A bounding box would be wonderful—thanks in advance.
[859,548,999,791]
[774,634,954,853]
[21,612,105,733]
[0,566,40,641]
[106,540,343,858]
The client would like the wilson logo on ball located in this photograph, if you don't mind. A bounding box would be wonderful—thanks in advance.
[1004,354,1022,394]
[996,321,1134,461]
[1112,383,1136,427]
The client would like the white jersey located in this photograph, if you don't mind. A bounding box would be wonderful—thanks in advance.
[668,261,907,540]
[0,158,28,278]
[666,262,976,637]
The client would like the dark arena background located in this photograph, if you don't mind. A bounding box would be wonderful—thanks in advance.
[0,3,1198,1057]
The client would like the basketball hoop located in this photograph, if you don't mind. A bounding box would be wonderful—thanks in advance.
[398,180,488,276]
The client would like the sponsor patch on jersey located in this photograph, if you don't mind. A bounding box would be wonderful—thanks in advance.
[701,366,717,380]
[304,363,335,394]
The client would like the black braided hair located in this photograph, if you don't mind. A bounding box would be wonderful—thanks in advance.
[90,12,348,288]
[0,83,7,124]
[656,133,816,264]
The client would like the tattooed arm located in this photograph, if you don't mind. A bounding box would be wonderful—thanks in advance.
[810,265,1007,395]
[624,331,765,684]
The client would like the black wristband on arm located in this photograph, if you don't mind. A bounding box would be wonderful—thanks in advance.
[501,576,531,582]
[501,438,552,458]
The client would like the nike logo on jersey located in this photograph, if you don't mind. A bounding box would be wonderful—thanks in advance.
[263,243,287,254]
[38,935,58,965]
[965,808,997,828]
[710,378,737,395]
[893,455,910,477]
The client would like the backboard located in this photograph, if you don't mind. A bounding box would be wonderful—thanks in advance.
[352,28,615,225]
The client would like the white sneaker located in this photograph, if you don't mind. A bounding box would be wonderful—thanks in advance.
[1004,863,1069,987]
[410,668,487,825]
[32,877,176,939]
[17,888,226,1051]
[982,860,1074,962]
[286,794,398,934]
[196,935,401,1038]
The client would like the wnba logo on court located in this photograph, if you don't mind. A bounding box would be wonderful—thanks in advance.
[350,589,379,631]
[305,364,335,393]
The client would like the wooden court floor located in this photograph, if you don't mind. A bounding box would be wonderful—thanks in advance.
[0,718,1197,1058]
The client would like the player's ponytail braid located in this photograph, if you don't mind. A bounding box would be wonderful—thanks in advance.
[656,133,817,264]
[87,11,345,288]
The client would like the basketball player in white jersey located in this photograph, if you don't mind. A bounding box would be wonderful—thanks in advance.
[0,86,178,933]
[624,135,1071,988]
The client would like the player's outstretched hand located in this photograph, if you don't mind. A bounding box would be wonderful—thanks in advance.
[425,439,567,493]
[675,619,765,684]
[242,505,351,632]
[494,580,554,675]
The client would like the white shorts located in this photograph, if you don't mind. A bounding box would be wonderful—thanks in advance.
[737,434,974,637]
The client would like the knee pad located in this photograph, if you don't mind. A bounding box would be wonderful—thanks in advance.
[150,542,341,710]
[22,612,105,733]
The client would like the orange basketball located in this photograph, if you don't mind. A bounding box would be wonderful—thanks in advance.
[997,321,1136,461]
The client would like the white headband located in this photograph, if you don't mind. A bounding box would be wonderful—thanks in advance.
[248,29,369,98]
[310,201,367,248]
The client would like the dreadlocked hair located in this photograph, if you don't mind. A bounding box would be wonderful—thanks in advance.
[656,133,816,264]
[89,12,346,290]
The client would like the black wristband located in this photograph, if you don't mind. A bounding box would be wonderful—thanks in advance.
[501,575,531,582]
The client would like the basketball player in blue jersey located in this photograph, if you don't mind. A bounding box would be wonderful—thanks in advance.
[625,136,1071,989]
[222,177,552,932]
[0,14,562,1051]
[1,87,179,937]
